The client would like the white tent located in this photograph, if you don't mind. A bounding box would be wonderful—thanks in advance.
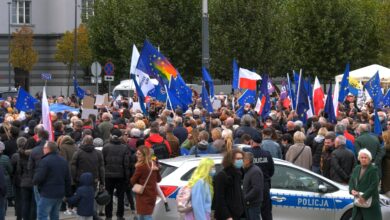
[335,64,390,84]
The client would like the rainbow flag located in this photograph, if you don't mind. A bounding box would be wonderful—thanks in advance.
[136,40,178,84]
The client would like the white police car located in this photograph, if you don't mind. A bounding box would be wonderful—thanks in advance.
[153,154,390,219]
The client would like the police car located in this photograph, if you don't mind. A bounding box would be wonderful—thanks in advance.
[153,154,390,220]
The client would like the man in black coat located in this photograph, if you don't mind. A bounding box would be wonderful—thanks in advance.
[33,141,71,220]
[0,164,6,220]
[243,133,274,220]
[102,129,129,220]
[330,136,356,184]
[243,152,263,220]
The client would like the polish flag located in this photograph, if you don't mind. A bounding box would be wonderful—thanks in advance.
[238,68,261,90]
[254,97,261,114]
[313,77,325,115]
[333,82,340,117]
[42,86,53,141]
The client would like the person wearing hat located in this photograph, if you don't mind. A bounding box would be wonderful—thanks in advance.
[102,129,129,220]
[243,133,274,220]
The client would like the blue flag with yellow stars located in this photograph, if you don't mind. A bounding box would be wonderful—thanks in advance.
[169,74,192,105]
[148,84,167,102]
[296,74,309,123]
[383,89,390,106]
[73,76,85,99]
[238,89,256,107]
[202,67,214,98]
[338,63,350,103]
[324,85,336,124]
[131,74,148,115]
[232,59,239,90]
[201,82,213,113]
[15,87,38,112]
[364,71,383,109]
[374,109,382,136]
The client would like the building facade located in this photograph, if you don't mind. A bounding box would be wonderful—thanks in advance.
[0,0,94,96]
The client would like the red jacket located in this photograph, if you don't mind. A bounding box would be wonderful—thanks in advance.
[344,130,355,144]
[145,133,172,155]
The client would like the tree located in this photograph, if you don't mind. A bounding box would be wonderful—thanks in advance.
[9,26,38,92]
[55,24,92,96]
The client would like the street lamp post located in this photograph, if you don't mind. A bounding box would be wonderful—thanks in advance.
[8,2,11,91]
[201,0,210,70]
[73,0,78,84]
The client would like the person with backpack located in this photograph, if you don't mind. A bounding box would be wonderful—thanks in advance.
[178,158,215,220]
[145,122,172,159]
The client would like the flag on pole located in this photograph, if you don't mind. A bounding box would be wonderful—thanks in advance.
[73,76,85,99]
[130,74,147,115]
[202,67,214,98]
[296,72,309,123]
[232,59,239,90]
[374,110,382,136]
[258,74,271,117]
[15,87,38,112]
[42,86,54,141]
[364,71,383,109]
[237,89,256,106]
[238,68,261,90]
[333,82,340,117]
[267,79,275,95]
[313,77,325,116]
[136,40,178,85]
[324,85,337,124]
[148,84,167,102]
[305,77,314,117]
[338,63,350,103]
[130,44,140,75]
[383,89,390,106]
[280,80,291,109]
[169,74,192,105]
[287,73,296,110]
[293,70,300,96]
[201,82,213,113]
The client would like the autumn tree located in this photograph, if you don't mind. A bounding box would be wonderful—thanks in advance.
[55,24,92,96]
[9,26,38,92]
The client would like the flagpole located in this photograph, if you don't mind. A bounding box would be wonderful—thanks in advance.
[295,71,302,112]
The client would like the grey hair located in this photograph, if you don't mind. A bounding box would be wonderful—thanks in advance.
[241,115,253,126]
[358,148,372,161]
[335,135,347,146]
[359,124,370,133]
[335,124,346,134]
[244,152,254,164]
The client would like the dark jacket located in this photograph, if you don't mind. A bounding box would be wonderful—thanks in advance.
[173,126,188,146]
[330,145,356,184]
[98,121,113,143]
[33,151,72,199]
[28,139,46,176]
[102,138,129,180]
[0,165,5,197]
[233,126,258,141]
[243,164,263,208]
[214,166,244,220]
[243,146,274,184]
[59,137,77,163]
[355,132,383,165]
[4,138,17,159]
[67,172,94,217]
[70,144,105,186]
[0,154,13,197]
[16,150,33,188]
[311,135,324,167]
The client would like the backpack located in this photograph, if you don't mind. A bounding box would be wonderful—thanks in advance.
[152,141,170,159]
[176,185,192,213]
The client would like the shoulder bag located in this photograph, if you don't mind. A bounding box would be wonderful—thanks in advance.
[353,178,372,208]
[132,162,154,194]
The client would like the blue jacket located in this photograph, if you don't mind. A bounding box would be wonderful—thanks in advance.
[67,172,94,217]
[191,179,212,220]
[33,151,71,199]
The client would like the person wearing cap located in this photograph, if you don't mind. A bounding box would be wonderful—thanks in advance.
[243,133,274,220]
[102,129,129,220]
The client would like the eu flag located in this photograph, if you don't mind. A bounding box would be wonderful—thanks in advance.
[202,67,214,98]
[287,73,296,109]
[296,74,309,123]
[364,71,383,109]
[258,74,271,117]
[15,87,38,112]
[167,88,188,111]
[374,110,382,136]
[238,89,256,106]
[338,63,350,103]
[201,83,213,113]
[232,59,239,90]
[236,106,244,118]
[137,40,178,85]
[169,74,192,105]
[324,85,336,123]
[73,76,85,99]
[131,74,147,115]
[293,70,300,95]
[148,84,167,102]
[383,89,390,106]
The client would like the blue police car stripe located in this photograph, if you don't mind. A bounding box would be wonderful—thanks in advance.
[271,193,352,210]
[167,187,181,199]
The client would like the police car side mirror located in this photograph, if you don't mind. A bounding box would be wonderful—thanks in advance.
[318,184,327,193]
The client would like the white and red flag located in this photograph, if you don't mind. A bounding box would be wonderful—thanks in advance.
[238,68,261,90]
[313,76,325,115]
[42,86,53,141]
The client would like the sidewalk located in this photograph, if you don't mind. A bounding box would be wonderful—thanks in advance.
[5,206,136,220]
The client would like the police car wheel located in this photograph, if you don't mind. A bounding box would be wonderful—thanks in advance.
[340,209,352,220]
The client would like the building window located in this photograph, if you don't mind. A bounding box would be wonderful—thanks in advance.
[81,0,94,23]
[12,0,31,24]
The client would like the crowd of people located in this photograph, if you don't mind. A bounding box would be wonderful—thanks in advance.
[0,90,388,220]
